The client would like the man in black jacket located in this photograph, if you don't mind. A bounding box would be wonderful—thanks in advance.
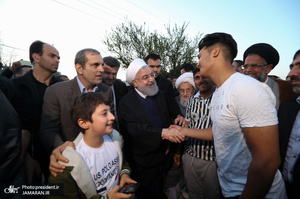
[145,54,184,125]
[11,40,63,183]
[119,58,184,199]
[0,89,22,185]
[278,49,300,199]
[102,56,128,130]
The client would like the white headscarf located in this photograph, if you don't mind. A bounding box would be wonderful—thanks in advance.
[175,72,195,89]
[126,58,148,84]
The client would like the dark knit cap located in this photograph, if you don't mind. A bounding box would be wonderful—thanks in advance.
[243,43,279,69]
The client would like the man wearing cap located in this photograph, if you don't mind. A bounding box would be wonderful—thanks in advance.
[243,43,281,109]
[175,72,196,117]
[278,49,300,198]
[118,58,184,199]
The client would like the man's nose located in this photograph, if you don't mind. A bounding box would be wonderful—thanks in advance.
[288,67,298,78]
[149,75,155,82]
[244,66,252,73]
[99,65,104,73]
[108,73,114,79]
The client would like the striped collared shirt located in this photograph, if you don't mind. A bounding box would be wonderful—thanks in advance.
[184,91,215,161]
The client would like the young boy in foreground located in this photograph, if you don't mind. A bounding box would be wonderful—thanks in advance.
[48,92,136,199]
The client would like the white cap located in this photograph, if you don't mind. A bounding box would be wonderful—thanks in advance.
[126,58,148,84]
[175,72,195,89]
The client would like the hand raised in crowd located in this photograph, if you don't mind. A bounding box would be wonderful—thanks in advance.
[10,60,21,71]
[162,127,185,143]
[174,114,187,127]
[49,141,75,177]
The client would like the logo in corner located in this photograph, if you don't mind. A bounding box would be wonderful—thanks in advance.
[4,185,20,194]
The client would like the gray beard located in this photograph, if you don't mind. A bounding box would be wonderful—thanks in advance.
[257,72,267,82]
[293,86,300,94]
[138,82,159,96]
[179,97,188,107]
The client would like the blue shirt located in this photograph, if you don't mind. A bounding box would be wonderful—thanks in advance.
[76,76,98,93]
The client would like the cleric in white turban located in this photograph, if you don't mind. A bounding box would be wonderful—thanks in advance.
[175,72,196,89]
[175,72,196,117]
[126,58,148,85]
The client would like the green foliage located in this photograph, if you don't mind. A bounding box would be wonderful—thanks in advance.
[103,19,202,76]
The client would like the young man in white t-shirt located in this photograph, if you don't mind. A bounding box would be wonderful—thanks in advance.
[170,32,287,199]
[48,92,136,199]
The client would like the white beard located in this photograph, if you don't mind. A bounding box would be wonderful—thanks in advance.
[179,97,188,108]
[138,82,159,96]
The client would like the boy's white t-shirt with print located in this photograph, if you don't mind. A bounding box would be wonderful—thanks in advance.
[76,135,119,195]
[210,73,286,198]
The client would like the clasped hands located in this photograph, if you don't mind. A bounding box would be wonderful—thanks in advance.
[162,125,185,143]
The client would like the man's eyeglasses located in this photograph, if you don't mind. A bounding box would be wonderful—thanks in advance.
[243,64,268,69]
[179,89,193,94]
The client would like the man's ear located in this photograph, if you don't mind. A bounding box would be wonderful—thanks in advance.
[212,46,221,58]
[78,119,89,130]
[32,53,40,63]
[132,79,138,88]
[75,64,83,75]
[265,64,273,74]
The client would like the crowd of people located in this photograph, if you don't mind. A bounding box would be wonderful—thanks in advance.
[0,32,299,199]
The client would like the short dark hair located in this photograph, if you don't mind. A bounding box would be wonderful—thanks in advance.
[193,67,200,76]
[198,32,237,62]
[180,63,194,72]
[165,74,171,79]
[144,53,161,63]
[103,56,120,68]
[233,60,243,66]
[75,48,101,69]
[13,65,32,77]
[70,92,109,132]
[29,40,45,63]
[293,50,300,60]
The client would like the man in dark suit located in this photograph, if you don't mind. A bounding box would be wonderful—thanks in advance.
[119,58,184,199]
[278,49,300,199]
[40,48,113,175]
[102,56,128,129]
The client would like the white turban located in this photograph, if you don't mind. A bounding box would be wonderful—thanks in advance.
[126,58,148,84]
[175,72,195,89]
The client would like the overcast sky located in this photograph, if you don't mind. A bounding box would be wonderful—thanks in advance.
[0,0,299,80]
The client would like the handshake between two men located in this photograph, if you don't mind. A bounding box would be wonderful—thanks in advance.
[161,125,186,143]
[162,122,214,144]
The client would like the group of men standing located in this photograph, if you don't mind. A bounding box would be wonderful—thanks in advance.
[0,32,299,199]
